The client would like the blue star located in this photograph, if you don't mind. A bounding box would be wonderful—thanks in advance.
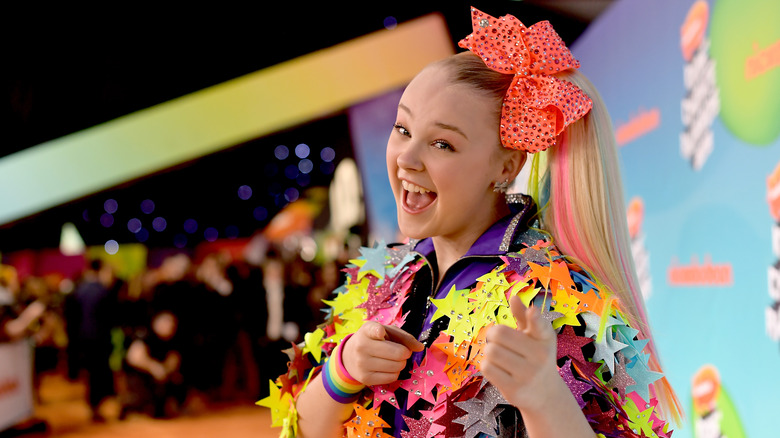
[357,240,389,284]
[625,356,663,401]
[580,311,622,341]
[592,330,627,374]
[614,325,649,360]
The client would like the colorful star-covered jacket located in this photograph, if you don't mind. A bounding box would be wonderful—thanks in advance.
[259,195,673,438]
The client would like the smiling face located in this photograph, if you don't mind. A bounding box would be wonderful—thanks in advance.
[386,63,523,245]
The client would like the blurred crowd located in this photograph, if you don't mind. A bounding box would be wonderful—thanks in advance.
[0,242,352,422]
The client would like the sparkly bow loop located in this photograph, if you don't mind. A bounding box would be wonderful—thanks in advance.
[458,7,593,153]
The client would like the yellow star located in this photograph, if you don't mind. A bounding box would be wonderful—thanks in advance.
[323,277,369,316]
[510,280,539,308]
[623,397,657,437]
[430,285,467,322]
[256,380,293,428]
[476,271,511,295]
[551,288,581,329]
[302,328,325,362]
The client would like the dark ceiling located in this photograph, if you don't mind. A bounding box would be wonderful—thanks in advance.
[3,1,611,253]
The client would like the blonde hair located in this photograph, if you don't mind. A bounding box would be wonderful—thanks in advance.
[440,52,683,424]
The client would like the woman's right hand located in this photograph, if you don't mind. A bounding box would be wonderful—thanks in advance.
[341,322,424,386]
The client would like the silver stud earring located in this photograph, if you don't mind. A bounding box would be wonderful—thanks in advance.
[493,180,510,193]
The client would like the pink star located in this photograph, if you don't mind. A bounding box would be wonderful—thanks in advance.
[401,415,432,438]
[414,347,452,393]
[556,325,593,364]
[357,278,393,319]
[400,367,437,409]
[371,381,401,409]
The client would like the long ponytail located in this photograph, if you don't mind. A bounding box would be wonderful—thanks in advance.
[439,52,683,424]
[539,70,683,425]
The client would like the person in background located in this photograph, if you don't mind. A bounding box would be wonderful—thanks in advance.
[123,309,186,418]
[64,259,118,422]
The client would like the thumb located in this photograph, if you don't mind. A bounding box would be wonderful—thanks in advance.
[364,321,387,341]
[509,295,529,332]
[523,301,554,341]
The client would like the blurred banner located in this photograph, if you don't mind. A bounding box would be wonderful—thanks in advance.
[0,340,34,432]
[571,0,779,436]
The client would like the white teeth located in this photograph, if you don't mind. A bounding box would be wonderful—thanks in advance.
[402,180,431,194]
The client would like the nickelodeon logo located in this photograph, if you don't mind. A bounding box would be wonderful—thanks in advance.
[667,255,733,287]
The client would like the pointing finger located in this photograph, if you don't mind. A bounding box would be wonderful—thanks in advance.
[383,325,425,352]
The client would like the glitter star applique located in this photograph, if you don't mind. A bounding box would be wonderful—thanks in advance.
[357,277,393,319]
[592,328,628,374]
[558,359,592,408]
[400,415,432,438]
[580,311,621,341]
[556,325,593,364]
[606,353,636,400]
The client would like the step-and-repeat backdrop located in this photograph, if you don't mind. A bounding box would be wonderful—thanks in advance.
[571,0,779,436]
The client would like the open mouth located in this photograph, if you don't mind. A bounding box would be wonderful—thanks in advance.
[401,180,437,213]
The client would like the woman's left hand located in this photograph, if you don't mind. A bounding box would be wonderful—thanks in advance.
[481,295,561,413]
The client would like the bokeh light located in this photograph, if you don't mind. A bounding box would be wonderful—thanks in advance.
[104,240,119,255]
[384,16,398,30]
[100,213,114,228]
[253,206,268,221]
[127,218,142,233]
[274,145,289,160]
[152,217,167,232]
[285,164,299,179]
[238,185,253,200]
[284,188,299,202]
[295,143,310,159]
[140,199,155,214]
[204,227,219,242]
[320,147,336,162]
[82,209,90,222]
[183,218,198,234]
[298,159,313,174]
[104,199,118,214]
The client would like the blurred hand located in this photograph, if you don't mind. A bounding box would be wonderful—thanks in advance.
[341,322,424,386]
[481,295,560,412]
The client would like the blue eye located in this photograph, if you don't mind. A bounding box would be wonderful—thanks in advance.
[393,123,410,137]
[432,140,453,151]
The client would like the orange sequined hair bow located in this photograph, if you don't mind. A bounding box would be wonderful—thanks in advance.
[458,7,593,153]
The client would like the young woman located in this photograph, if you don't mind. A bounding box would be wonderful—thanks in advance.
[260,7,682,438]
